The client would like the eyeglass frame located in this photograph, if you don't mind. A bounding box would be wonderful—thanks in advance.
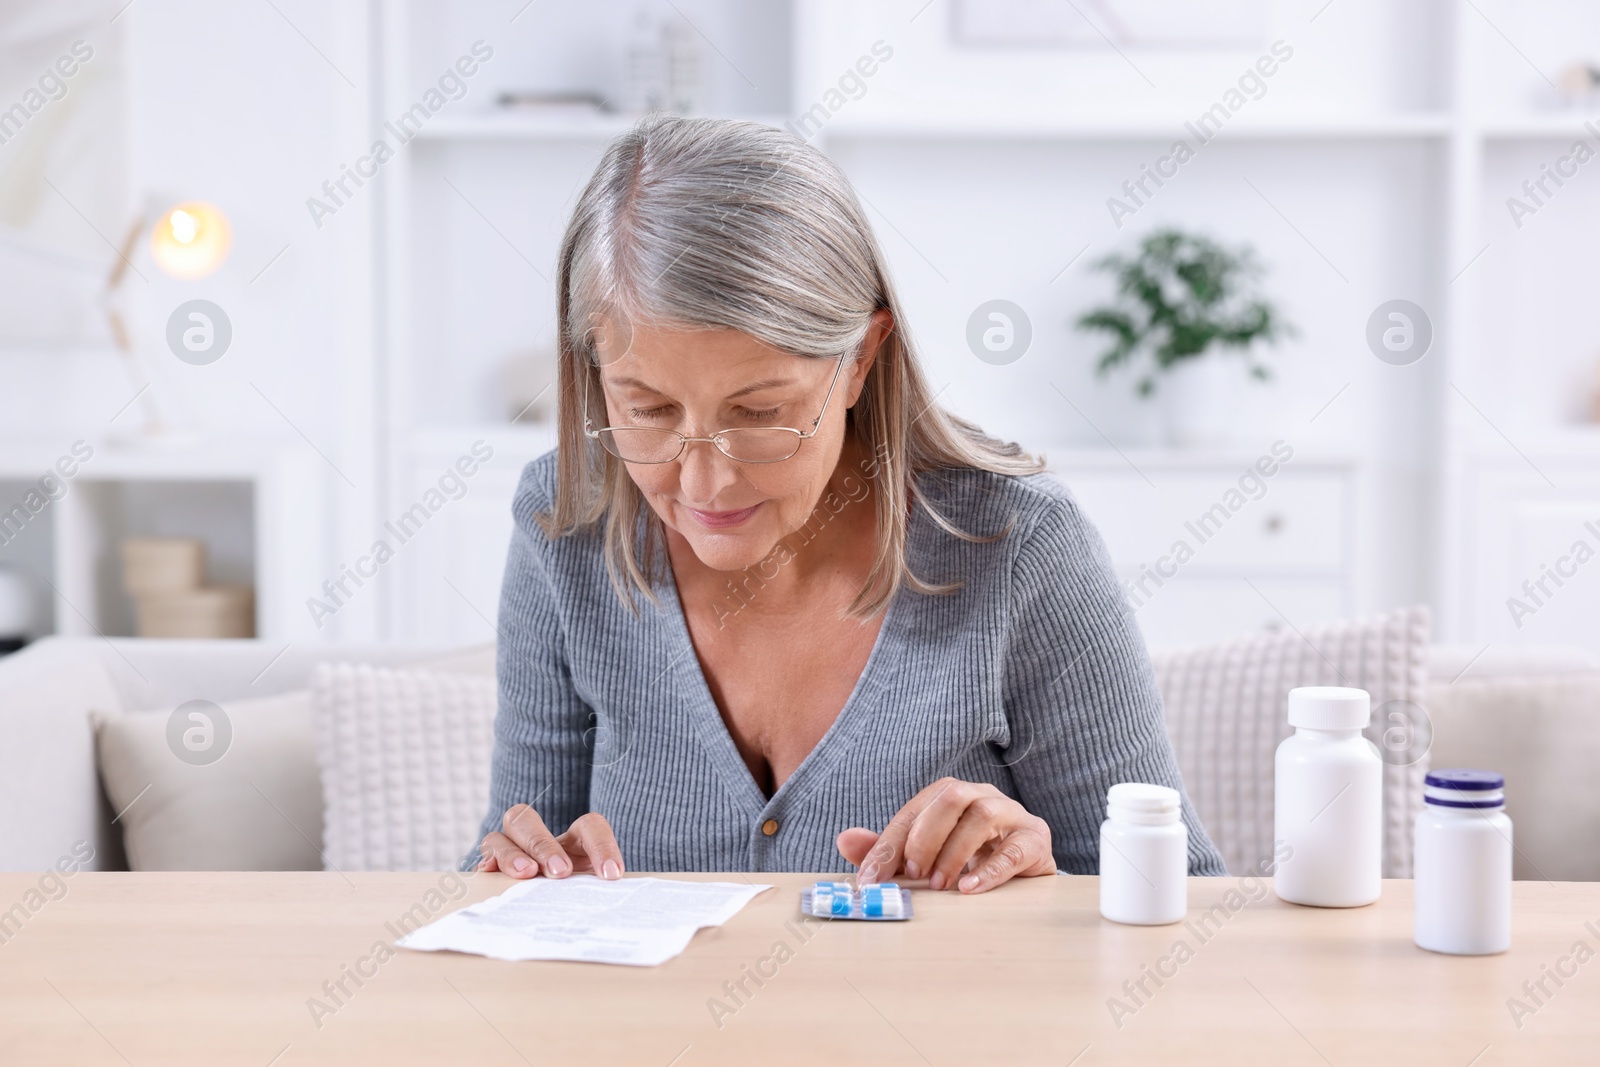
[581,349,852,465]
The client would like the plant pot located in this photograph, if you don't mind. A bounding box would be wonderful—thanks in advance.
[1155,357,1241,447]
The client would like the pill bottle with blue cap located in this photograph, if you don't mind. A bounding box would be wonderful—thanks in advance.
[1099,782,1187,925]
[1414,768,1512,955]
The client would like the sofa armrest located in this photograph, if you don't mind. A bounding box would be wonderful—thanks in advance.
[0,641,125,871]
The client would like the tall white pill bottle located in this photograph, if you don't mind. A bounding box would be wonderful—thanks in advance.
[1273,686,1383,907]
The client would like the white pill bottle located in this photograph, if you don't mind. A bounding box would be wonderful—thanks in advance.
[1099,782,1187,925]
[1414,769,1512,955]
[1273,686,1383,907]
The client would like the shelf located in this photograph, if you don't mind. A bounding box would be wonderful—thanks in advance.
[1036,444,1360,470]
[1455,425,1600,460]
[0,438,324,642]
[1477,114,1600,139]
[0,436,311,480]
[369,0,1590,651]
[413,111,796,142]
[816,112,1455,142]
[408,110,1459,144]
[408,423,558,459]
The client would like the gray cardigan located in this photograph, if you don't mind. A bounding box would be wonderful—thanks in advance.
[466,450,1227,877]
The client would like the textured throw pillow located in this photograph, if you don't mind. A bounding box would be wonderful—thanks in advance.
[1149,605,1431,878]
[311,663,498,871]
[92,691,324,871]
[1426,673,1600,882]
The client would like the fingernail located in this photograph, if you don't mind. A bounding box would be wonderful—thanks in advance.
[958,873,980,892]
[904,860,921,880]
[929,871,945,891]
[603,859,621,880]
[858,864,876,884]
[547,854,570,877]
[512,857,529,873]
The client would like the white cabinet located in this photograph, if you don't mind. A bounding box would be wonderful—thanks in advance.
[1449,445,1600,658]
[1047,449,1360,646]
[389,425,554,644]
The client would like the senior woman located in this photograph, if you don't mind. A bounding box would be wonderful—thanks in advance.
[466,114,1226,891]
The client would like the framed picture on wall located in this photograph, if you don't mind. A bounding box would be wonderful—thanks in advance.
[951,0,1272,49]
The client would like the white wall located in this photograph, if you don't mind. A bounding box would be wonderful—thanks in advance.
[6,0,1600,653]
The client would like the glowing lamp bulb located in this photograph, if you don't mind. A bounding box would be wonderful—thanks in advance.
[168,209,199,244]
[150,201,231,279]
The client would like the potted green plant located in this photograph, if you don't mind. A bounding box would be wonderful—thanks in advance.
[1075,229,1293,445]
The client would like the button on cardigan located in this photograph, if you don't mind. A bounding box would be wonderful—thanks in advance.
[465,450,1227,877]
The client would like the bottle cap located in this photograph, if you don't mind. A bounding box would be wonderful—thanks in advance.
[1286,686,1371,730]
[1424,768,1505,808]
[1106,782,1181,825]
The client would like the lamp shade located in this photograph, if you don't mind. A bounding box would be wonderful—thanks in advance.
[150,201,231,279]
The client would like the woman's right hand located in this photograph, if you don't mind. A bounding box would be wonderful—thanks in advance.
[476,806,625,880]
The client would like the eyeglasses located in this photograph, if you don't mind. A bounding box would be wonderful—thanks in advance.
[583,351,850,465]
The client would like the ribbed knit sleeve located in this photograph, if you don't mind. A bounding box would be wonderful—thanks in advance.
[459,478,594,871]
[1001,491,1228,877]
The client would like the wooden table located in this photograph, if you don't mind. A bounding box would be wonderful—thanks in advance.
[1,872,1596,1065]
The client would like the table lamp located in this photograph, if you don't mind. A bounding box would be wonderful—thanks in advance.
[105,199,232,442]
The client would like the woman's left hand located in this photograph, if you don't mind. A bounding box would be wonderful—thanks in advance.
[835,777,1056,893]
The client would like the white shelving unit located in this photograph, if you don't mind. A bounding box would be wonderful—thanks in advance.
[369,0,1600,650]
[0,439,326,643]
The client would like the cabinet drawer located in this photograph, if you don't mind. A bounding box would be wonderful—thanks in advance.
[1063,470,1349,572]
[1131,575,1350,648]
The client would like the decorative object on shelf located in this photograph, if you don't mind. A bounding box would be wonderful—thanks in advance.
[119,536,254,638]
[661,13,705,115]
[1075,228,1293,447]
[624,6,666,114]
[0,563,43,654]
[621,5,704,116]
[503,348,555,423]
[134,586,254,639]
[1589,353,1600,424]
[120,536,205,595]
[105,198,233,444]
[951,0,1269,49]
[1553,62,1600,110]
[494,91,611,116]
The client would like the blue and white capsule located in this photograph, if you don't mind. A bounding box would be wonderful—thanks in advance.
[861,883,904,918]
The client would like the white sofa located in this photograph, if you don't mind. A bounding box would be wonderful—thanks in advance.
[2,635,1597,877]
[0,638,470,872]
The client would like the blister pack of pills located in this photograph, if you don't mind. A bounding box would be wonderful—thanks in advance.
[801,881,914,921]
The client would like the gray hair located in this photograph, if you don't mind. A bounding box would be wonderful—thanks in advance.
[544,113,1043,617]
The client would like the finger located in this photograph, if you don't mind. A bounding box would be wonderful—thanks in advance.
[835,828,879,869]
[480,830,537,879]
[563,812,626,880]
[927,796,1010,890]
[958,824,1053,894]
[860,777,962,883]
[502,804,573,878]
[902,782,992,883]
